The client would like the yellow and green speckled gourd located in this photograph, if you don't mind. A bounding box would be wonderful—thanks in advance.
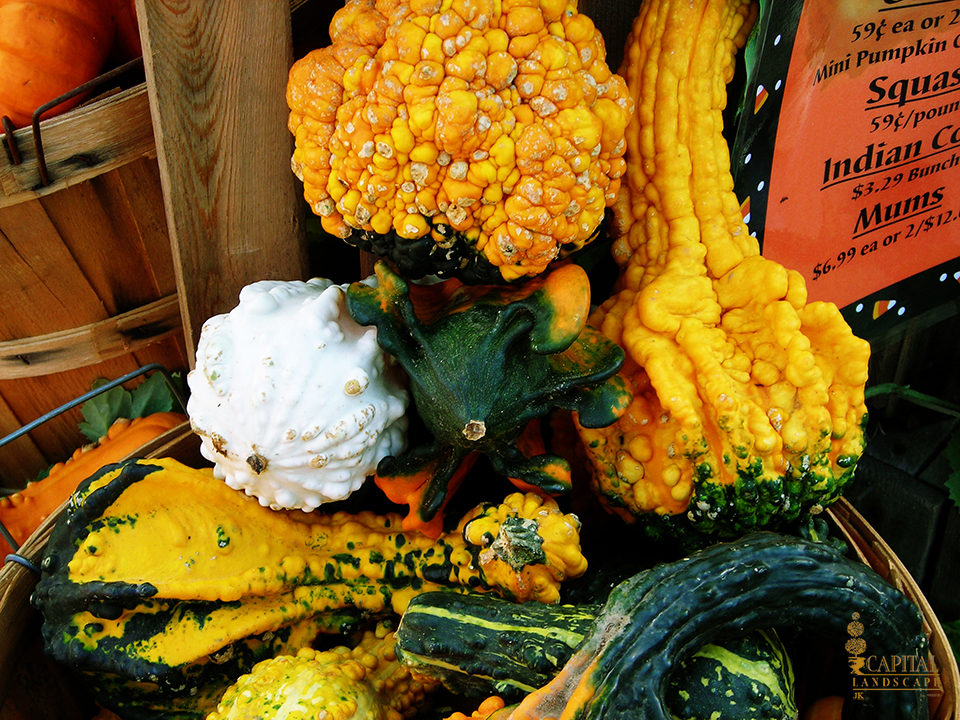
[208,621,439,720]
[32,457,586,720]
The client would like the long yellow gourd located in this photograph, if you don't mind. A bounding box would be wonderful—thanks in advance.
[0,412,186,555]
[33,458,586,719]
[577,0,872,543]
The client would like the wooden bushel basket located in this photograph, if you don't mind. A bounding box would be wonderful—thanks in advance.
[0,472,955,719]
[825,498,960,720]
[0,76,191,492]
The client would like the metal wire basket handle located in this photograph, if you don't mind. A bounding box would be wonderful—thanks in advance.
[0,363,186,567]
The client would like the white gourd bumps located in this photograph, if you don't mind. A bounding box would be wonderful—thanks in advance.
[187,277,409,511]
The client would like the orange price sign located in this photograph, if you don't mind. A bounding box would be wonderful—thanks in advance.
[731,0,960,336]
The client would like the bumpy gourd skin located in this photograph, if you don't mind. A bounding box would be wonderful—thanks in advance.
[286,0,633,283]
[187,277,409,513]
[0,412,185,555]
[577,0,871,543]
[33,458,586,720]
[208,622,439,720]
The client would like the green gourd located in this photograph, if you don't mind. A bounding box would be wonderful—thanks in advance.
[398,533,928,720]
[346,260,632,537]
[396,591,797,718]
[508,533,928,720]
[665,629,797,720]
[396,591,600,700]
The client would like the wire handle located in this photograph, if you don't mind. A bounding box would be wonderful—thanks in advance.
[1,57,145,186]
[0,363,186,558]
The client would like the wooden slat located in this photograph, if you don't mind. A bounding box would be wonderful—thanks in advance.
[38,177,160,315]
[0,295,181,379]
[0,160,188,475]
[0,202,107,339]
[0,393,47,487]
[137,0,308,358]
[114,157,180,296]
[129,335,191,381]
[0,84,156,207]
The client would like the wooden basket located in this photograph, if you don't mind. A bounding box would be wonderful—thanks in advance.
[826,498,959,720]
[1,476,955,719]
[0,80,190,490]
[0,424,203,719]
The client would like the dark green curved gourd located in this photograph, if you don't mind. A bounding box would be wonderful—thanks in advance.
[396,592,600,700]
[395,592,797,716]
[510,532,927,720]
[346,260,632,534]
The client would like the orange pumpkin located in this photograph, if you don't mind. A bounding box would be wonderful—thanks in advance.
[107,0,139,64]
[0,0,116,129]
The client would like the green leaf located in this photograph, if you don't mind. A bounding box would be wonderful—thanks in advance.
[129,372,180,418]
[943,426,960,512]
[78,380,133,442]
[77,372,185,443]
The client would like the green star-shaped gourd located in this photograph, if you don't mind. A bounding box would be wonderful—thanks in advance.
[346,261,632,536]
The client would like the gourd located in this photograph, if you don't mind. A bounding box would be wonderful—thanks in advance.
[285,0,633,283]
[395,591,599,701]
[207,621,440,720]
[0,0,116,128]
[0,411,186,556]
[499,533,927,720]
[576,0,872,543]
[445,697,514,720]
[396,591,797,718]
[33,457,585,720]
[664,629,797,720]
[187,277,409,512]
[346,261,632,536]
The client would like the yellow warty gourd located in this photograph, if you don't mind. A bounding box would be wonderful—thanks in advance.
[576,0,872,542]
[286,0,633,283]
[207,622,439,720]
[33,459,587,719]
